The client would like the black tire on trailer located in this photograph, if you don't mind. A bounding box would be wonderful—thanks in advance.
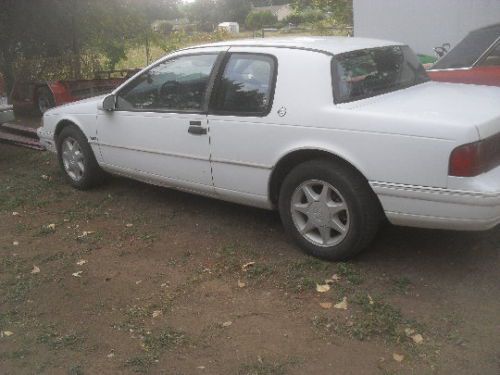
[36,86,55,115]
[278,159,382,261]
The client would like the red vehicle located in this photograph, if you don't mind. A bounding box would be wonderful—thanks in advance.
[427,23,500,86]
[10,69,138,114]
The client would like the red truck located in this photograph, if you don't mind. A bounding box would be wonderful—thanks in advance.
[427,23,500,87]
[10,69,138,114]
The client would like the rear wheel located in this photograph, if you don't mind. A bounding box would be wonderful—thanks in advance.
[279,159,382,260]
[56,125,104,190]
[36,86,55,114]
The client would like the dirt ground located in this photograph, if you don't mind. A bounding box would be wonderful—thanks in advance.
[0,122,499,374]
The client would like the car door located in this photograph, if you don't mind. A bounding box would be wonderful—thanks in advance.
[97,48,225,192]
[206,49,279,206]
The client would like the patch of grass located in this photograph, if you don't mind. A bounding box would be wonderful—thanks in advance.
[36,326,85,351]
[68,364,84,375]
[350,296,403,341]
[124,355,156,373]
[245,263,275,280]
[143,326,187,352]
[237,358,296,375]
[392,276,412,293]
[336,262,364,285]
[282,257,332,292]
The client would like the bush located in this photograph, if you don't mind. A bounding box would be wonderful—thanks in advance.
[245,11,278,30]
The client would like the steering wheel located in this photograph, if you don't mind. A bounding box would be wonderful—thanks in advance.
[159,80,181,104]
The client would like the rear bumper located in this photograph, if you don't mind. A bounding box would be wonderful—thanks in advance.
[371,178,500,231]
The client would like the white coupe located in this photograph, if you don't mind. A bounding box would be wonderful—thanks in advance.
[38,37,500,260]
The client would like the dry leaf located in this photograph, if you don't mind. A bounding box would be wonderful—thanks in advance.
[393,353,404,362]
[152,310,162,318]
[368,294,374,305]
[222,321,232,327]
[197,366,206,370]
[316,284,331,293]
[404,328,415,336]
[135,280,142,285]
[237,280,246,288]
[241,262,255,271]
[47,223,56,230]
[319,302,332,309]
[13,241,19,246]
[334,297,348,310]
[125,223,134,228]
[31,265,40,274]
[76,259,87,266]
[331,274,341,281]
[107,352,115,358]
[72,271,83,278]
[12,212,20,216]
[2,331,14,337]
[77,231,94,239]
[411,334,424,344]
[41,174,49,180]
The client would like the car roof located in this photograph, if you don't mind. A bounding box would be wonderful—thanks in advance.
[181,36,403,55]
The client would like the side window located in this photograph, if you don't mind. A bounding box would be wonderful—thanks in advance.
[479,42,500,67]
[212,53,276,115]
[116,54,218,112]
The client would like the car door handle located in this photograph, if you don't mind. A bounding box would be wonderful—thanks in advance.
[188,125,207,135]
[189,120,202,126]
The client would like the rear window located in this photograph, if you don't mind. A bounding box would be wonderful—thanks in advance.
[332,45,429,104]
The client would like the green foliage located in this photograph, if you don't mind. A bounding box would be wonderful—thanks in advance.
[245,11,278,30]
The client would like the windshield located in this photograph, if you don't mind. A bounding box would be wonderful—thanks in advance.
[332,45,429,104]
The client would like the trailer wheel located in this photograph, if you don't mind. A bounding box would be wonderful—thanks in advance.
[36,86,55,115]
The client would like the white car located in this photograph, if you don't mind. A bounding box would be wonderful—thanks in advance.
[38,37,500,260]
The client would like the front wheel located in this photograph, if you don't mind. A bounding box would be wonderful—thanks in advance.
[56,125,104,190]
[279,159,382,260]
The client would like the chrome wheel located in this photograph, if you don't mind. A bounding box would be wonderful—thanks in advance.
[290,179,350,247]
[61,137,85,181]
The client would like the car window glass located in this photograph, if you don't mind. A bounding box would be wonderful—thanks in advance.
[212,54,275,115]
[480,42,500,66]
[333,45,429,103]
[116,54,218,111]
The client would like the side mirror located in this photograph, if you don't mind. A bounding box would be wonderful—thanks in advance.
[99,94,116,111]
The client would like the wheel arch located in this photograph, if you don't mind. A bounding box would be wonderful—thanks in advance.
[54,118,85,144]
[268,147,373,207]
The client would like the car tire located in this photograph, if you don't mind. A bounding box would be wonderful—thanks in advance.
[279,159,382,261]
[36,86,55,115]
[56,125,104,190]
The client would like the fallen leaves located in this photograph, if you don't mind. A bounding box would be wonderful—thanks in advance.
[405,328,424,344]
[152,310,162,318]
[1,331,14,338]
[12,211,20,216]
[334,297,348,310]
[31,265,40,274]
[76,259,87,266]
[13,240,19,246]
[393,353,404,362]
[315,284,331,293]
[72,271,83,278]
[125,223,134,228]
[76,231,95,240]
[222,321,232,328]
[47,223,56,230]
[237,280,246,288]
[319,302,332,309]
[241,262,255,271]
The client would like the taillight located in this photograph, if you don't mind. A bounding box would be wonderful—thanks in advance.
[449,133,500,177]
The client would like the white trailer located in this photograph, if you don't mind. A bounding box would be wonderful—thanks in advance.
[353,0,500,55]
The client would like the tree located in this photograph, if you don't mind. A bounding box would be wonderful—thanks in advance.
[245,11,278,31]
[0,0,180,93]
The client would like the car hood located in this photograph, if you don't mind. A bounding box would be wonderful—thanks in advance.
[342,81,500,139]
[44,94,106,116]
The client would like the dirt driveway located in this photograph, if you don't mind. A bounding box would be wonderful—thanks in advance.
[0,138,499,374]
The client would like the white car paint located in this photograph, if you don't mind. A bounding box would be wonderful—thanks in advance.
[38,37,500,231]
